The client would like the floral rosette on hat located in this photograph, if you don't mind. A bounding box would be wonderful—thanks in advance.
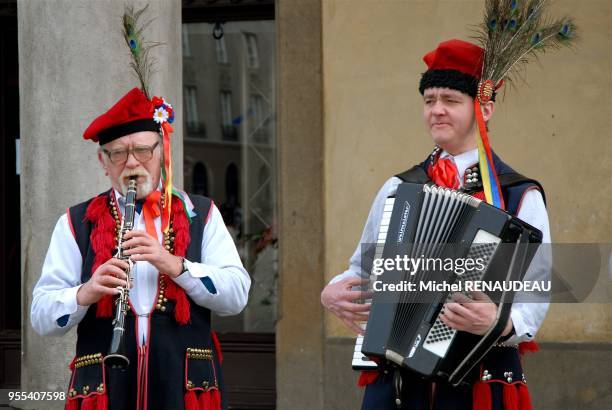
[152,96,174,124]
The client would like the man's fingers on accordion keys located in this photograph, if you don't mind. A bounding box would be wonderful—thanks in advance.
[450,292,472,304]
[339,301,370,313]
[342,310,369,322]
[343,277,370,288]
[470,291,492,302]
[342,318,365,335]
[444,301,473,318]
[343,290,369,302]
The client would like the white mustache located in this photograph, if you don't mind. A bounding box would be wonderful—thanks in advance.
[119,168,153,198]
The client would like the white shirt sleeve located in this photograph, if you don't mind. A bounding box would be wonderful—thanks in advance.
[330,177,402,285]
[506,188,552,345]
[172,203,251,316]
[31,214,90,336]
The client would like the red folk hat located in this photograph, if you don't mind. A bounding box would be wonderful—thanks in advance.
[418,39,485,98]
[83,87,160,145]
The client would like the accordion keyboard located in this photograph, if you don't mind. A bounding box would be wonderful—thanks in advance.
[352,196,396,370]
[423,231,501,358]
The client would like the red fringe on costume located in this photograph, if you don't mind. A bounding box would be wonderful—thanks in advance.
[503,383,519,410]
[472,381,492,410]
[183,388,221,410]
[472,381,534,410]
[85,195,117,318]
[65,393,109,410]
[517,383,533,410]
[85,192,193,324]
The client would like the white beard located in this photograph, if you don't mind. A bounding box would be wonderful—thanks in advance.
[119,168,154,199]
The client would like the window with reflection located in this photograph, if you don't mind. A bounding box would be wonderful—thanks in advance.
[182,21,277,334]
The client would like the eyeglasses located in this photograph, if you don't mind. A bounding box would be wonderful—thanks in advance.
[102,141,160,165]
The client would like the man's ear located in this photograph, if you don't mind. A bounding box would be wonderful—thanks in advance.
[481,101,495,122]
[98,149,108,175]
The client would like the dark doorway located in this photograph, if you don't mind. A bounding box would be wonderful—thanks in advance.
[0,2,21,389]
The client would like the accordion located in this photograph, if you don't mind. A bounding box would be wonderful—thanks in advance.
[352,183,542,386]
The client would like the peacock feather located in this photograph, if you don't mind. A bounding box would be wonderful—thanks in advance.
[122,4,161,99]
[472,0,577,92]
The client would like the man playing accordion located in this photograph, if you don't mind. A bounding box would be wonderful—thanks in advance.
[321,4,576,405]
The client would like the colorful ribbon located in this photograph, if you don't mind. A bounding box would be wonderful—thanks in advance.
[474,99,505,210]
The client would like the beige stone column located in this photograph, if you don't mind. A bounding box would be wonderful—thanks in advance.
[276,0,325,409]
[18,0,181,408]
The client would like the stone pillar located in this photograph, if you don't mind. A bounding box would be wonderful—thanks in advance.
[18,0,181,408]
[276,0,325,409]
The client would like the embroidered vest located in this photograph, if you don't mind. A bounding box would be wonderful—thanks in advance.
[64,191,223,410]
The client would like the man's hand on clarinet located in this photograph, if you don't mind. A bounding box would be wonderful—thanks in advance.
[440,291,513,337]
[122,230,184,278]
[321,277,371,335]
[76,258,130,306]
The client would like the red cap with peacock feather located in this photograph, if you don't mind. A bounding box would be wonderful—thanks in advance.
[82,4,182,234]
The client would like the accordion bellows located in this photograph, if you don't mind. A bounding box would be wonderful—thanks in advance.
[358,183,542,386]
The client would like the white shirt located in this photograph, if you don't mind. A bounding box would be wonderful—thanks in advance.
[331,149,552,345]
[31,190,251,345]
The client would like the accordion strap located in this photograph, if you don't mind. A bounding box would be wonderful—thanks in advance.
[394,166,430,184]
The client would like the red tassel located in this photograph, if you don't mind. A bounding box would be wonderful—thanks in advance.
[65,398,78,410]
[472,381,492,410]
[517,383,533,410]
[81,395,96,410]
[503,384,519,410]
[96,393,108,410]
[184,390,199,410]
[357,371,379,387]
[198,390,211,409]
[171,196,190,257]
[519,341,539,356]
[209,389,221,410]
[212,332,223,364]
[86,194,118,319]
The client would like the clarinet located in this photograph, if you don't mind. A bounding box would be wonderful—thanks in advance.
[104,177,137,369]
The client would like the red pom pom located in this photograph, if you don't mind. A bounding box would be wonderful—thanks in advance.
[519,341,539,356]
[357,371,379,387]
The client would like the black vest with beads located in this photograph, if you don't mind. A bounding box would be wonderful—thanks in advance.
[66,191,224,410]
[395,150,546,214]
[394,151,546,390]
